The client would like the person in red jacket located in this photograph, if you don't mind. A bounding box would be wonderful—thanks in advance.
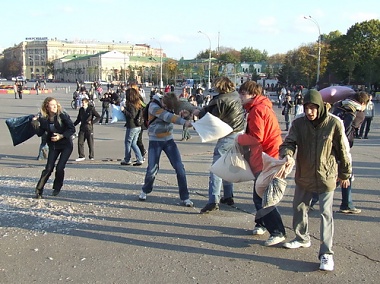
[236,80,286,247]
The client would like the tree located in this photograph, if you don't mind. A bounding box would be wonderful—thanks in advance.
[327,19,380,87]
[240,47,268,62]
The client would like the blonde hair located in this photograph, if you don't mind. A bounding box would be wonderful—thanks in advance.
[213,77,235,94]
[40,97,62,118]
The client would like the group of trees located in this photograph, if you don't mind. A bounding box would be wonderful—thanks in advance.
[270,19,380,90]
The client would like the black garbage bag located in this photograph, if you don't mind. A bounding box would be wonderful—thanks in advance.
[5,114,36,146]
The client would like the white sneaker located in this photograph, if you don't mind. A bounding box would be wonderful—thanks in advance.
[320,254,334,271]
[138,191,147,201]
[181,199,194,207]
[264,235,285,246]
[252,226,267,235]
[75,157,85,162]
[283,239,311,249]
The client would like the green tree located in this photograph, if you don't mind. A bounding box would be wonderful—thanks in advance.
[240,47,268,62]
[327,19,380,86]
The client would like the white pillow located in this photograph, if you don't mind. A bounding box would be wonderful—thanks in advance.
[210,142,255,183]
[193,112,233,142]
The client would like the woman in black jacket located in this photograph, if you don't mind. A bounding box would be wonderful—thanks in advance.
[32,97,75,199]
[120,88,144,166]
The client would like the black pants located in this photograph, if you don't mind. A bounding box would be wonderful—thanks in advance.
[36,143,73,192]
[100,107,109,123]
[253,184,286,237]
[78,129,94,159]
[137,129,146,156]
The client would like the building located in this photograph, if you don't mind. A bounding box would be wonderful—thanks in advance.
[2,37,164,81]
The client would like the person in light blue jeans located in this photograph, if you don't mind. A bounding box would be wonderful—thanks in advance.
[123,126,143,165]
[193,77,245,214]
[120,88,144,166]
[208,133,240,203]
[138,92,193,206]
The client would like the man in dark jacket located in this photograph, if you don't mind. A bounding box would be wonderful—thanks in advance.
[73,98,100,161]
[279,89,351,271]
[331,91,369,214]
[193,77,245,213]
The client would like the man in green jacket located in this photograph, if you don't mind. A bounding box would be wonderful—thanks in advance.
[279,89,352,272]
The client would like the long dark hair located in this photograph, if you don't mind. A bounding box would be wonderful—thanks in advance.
[125,88,142,109]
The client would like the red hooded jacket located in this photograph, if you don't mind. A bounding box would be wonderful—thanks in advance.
[237,95,282,175]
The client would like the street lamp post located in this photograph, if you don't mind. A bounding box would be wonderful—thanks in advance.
[198,31,212,90]
[152,38,163,89]
[304,15,321,88]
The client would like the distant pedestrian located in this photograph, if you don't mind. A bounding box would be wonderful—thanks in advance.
[73,98,101,161]
[358,94,375,139]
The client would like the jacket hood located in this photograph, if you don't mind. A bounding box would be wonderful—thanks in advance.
[243,95,273,111]
[303,89,327,125]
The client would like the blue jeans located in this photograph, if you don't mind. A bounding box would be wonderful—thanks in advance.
[124,127,143,163]
[253,185,285,237]
[208,133,239,203]
[142,139,189,200]
[340,176,355,210]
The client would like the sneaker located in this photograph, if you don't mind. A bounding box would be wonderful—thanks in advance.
[264,235,286,247]
[252,226,267,235]
[52,189,61,196]
[364,136,368,139]
[138,191,147,201]
[200,203,219,214]
[120,161,132,165]
[220,197,234,206]
[181,199,194,207]
[90,158,94,161]
[75,157,85,162]
[338,208,362,214]
[133,161,143,166]
[283,239,311,249]
[320,254,334,271]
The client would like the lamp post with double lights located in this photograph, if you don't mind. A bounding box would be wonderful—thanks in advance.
[151,38,163,89]
[304,15,321,87]
[198,31,212,90]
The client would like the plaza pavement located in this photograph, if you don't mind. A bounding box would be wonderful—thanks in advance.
[0,85,379,283]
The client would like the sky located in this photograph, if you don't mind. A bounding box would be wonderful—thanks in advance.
[1,0,379,60]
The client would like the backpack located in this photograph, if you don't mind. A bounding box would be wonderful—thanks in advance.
[143,99,162,129]
[134,108,143,127]
[332,102,356,146]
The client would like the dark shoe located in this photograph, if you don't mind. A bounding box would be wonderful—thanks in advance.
[220,197,234,206]
[133,161,143,166]
[52,189,61,196]
[120,161,132,165]
[35,189,43,199]
[338,207,361,214]
[364,136,368,139]
[200,203,219,214]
